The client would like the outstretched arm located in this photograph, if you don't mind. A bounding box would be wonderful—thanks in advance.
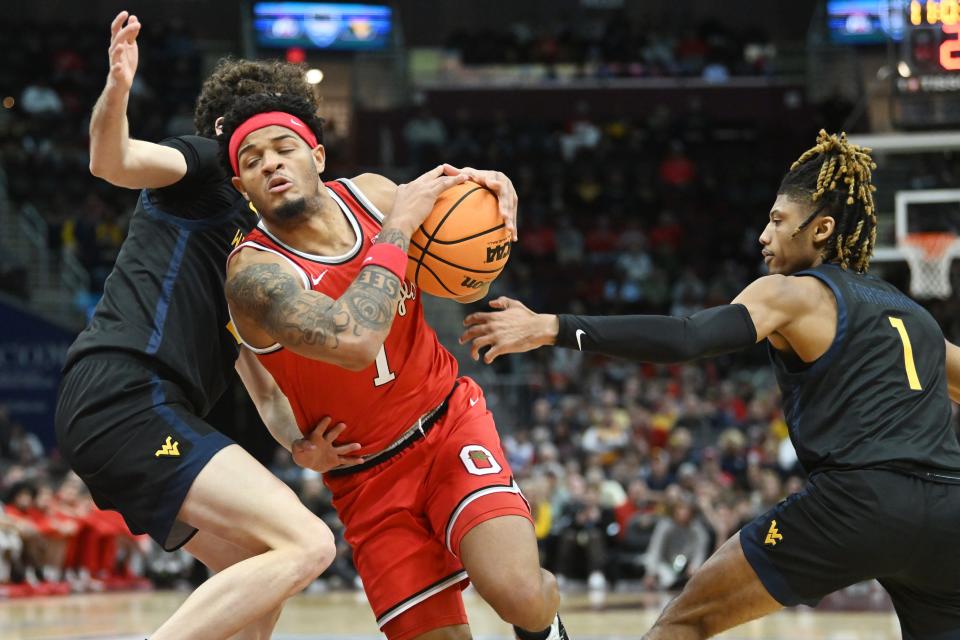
[460,275,811,364]
[945,340,960,403]
[88,11,187,188]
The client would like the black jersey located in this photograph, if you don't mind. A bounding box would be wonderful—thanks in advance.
[65,136,257,416]
[770,263,960,476]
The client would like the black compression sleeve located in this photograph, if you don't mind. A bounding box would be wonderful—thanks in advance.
[555,304,758,364]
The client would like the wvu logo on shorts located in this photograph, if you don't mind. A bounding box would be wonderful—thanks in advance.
[155,436,181,458]
[765,520,783,546]
[231,229,244,248]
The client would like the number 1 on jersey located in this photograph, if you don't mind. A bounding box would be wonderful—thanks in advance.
[888,316,922,391]
[373,345,396,387]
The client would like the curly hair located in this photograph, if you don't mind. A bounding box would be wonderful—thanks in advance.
[778,130,878,273]
[217,92,326,175]
[193,57,319,138]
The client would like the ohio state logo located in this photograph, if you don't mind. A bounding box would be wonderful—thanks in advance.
[459,445,502,476]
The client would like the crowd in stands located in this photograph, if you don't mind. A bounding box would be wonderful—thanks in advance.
[0,19,202,299]
[0,406,151,597]
[445,16,778,79]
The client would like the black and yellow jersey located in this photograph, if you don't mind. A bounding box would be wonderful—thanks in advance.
[771,263,960,477]
[65,136,257,416]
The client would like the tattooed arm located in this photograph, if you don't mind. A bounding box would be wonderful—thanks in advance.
[226,247,405,370]
[226,165,467,369]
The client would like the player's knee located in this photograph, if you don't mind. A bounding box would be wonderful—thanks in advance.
[281,521,335,590]
[298,525,336,579]
[483,573,555,630]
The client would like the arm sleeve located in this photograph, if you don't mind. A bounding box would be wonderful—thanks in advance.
[555,304,757,364]
[148,135,236,219]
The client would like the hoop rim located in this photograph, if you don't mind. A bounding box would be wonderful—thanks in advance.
[900,232,959,260]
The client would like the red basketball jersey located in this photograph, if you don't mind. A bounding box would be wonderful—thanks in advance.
[229,178,459,455]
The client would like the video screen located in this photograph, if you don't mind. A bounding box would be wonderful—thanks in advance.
[827,0,905,44]
[252,2,392,51]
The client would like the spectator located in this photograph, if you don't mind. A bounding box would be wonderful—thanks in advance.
[643,495,710,591]
[556,483,615,591]
[8,425,43,467]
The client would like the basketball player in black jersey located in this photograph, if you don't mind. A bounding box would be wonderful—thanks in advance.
[461,130,960,639]
[55,13,361,640]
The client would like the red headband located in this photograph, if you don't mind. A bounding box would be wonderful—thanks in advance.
[228,111,318,176]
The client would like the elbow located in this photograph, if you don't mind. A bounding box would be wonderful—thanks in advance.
[340,340,381,371]
[89,156,120,183]
[88,157,107,179]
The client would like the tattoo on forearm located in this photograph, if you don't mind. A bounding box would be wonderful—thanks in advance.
[344,267,400,334]
[376,228,410,251]
[227,262,403,350]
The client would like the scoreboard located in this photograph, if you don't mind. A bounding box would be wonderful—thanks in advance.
[896,0,960,127]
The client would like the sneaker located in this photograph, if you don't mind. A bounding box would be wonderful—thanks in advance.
[551,615,570,640]
[515,615,570,640]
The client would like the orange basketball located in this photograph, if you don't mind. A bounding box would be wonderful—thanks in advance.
[406,181,512,299]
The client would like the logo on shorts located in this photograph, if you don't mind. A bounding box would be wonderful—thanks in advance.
[460,444,503,476]
[765,520,783,546]
[155,436,181,458]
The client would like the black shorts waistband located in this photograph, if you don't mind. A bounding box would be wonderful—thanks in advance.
[810,464,960,486]
[326,382,459,478]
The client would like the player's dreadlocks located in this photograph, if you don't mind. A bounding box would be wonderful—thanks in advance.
[217,92,326,175]
[193,57,319,138]
[778,130,878,273]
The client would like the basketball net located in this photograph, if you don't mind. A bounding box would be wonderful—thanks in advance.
[899,232,959,299]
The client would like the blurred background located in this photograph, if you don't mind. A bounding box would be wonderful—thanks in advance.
[1,0,959,629]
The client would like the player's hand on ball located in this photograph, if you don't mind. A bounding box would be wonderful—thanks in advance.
[460,297,559,363]
[292,416,364,473]
[107,11,141,93]
[389,165,469,236]
[442,164,519,241]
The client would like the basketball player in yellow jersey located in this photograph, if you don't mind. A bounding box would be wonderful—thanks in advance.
[463,130,960,639]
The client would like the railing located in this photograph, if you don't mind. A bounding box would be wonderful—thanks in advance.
[10,202,89,324]
[18,204,50,288]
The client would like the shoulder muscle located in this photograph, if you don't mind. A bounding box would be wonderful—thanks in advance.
[732,274,821,341]
[351,173,397,215]
[226,249,305,317]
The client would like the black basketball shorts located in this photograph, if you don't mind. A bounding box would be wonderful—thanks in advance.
[55,352,235,551]
[741,468,960,640]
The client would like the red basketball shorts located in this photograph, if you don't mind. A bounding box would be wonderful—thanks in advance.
[324,376,531,640]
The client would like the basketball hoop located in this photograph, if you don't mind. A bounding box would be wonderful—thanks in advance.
[899,232,960,299]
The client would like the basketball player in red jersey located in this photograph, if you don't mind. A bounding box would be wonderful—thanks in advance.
[218,93,567,640]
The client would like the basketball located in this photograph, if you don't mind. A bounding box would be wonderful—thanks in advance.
[406,181,512,298]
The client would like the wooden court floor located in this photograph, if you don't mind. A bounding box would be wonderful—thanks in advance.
[0,589,903,639]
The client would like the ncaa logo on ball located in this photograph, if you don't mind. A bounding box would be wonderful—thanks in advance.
[484,240,511,264]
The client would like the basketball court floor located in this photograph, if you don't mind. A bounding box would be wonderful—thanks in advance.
[0,588,903,639]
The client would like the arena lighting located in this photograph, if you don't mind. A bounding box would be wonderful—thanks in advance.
[899,61,913,77]
[305,68,324,84]
[1,96,13,109]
